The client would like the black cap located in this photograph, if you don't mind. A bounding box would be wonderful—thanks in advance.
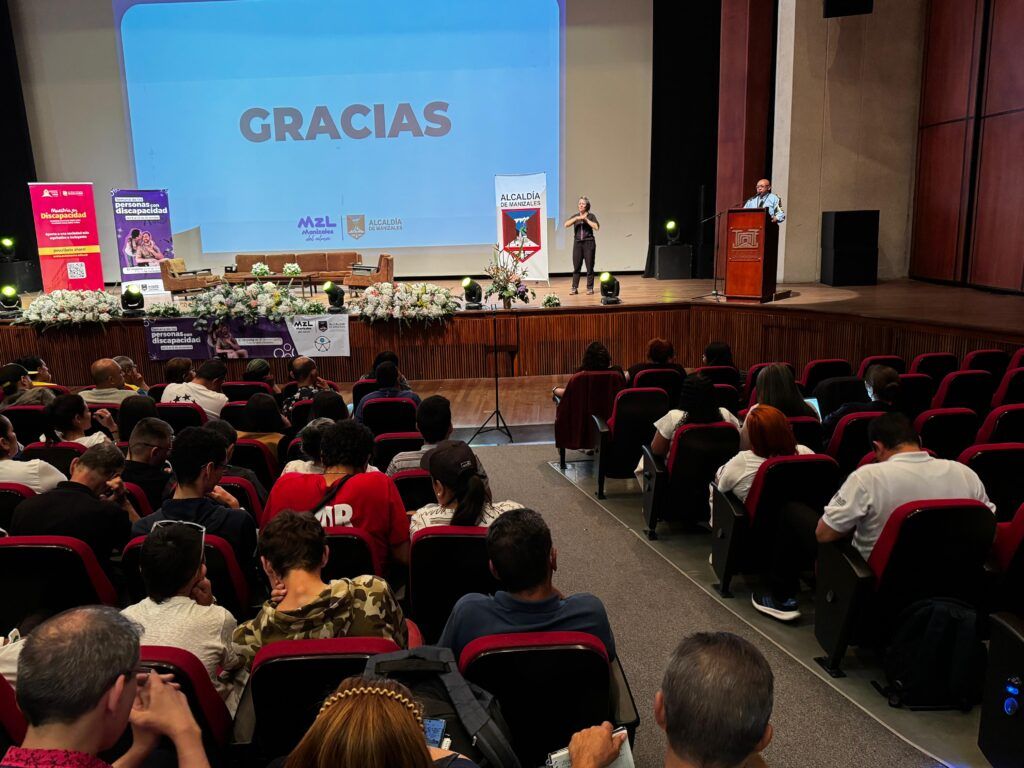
[0,364,28,395]
[420,440,477,486]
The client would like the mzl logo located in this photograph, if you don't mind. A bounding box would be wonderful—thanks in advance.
[297,214,337,243]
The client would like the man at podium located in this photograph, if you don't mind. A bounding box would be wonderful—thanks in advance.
[744,178,786,223]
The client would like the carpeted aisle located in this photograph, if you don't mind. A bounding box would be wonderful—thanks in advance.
[474,444,940,768]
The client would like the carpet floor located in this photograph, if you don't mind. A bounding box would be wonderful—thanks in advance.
[473,444,941,768]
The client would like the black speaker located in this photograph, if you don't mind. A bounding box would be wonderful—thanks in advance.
[654,245,692,280]
[0,261,42,294]
[821,210,879,286]
[979,613,1024,768]
[823,0,873,18]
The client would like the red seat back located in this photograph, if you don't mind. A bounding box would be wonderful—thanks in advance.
[21,442,86,477]
[289,399,315,430]
[694,365,741,388]
[826,411,885,476]
[857,355,906,379]
[0,483,34,532]
[712,384,740,415]
[146,383,167,402]
[233,439,278,489]
[962,349,1010,381]
[222,381,274,401]
[914,408,980,460]
[665,422,739,524]
[931,370,995,414]
[910,352,958,382]
[895,373,935,421]
[977,404,1024,443]
[957,443,1024,524]
[555,371,625,451]
[0,673,25,748]
[812,376,869,417]
[601,388,670,479]
[992,368,1024,408]
[323,525,377,579]
[373,431,424,471]
[3,406,46,447]
[155,401,208,430]
[786,416,824,453]
[799,359,852,393]
[361,397,418,437]
[351,379,378,409]
[391,468,435,511]
[122,481,154,518]
[632,368,683,406]
[743,454,841,526]
[218,401,248,429]
[219,475,264,523]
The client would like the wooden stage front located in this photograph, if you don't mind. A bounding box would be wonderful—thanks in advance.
[2,277,1021,406]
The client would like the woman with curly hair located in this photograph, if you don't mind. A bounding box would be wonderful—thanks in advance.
[552,341,622,398]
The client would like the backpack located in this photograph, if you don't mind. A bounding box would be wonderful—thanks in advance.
[363,646,521,768]
[880,598,987,711]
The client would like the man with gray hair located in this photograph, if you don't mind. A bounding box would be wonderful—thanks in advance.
[113,355,151,396]
[3,605,209,768]
[568,632,774,768]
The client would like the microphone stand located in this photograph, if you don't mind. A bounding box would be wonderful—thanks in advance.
[689,208,731,302]
[469,307,514,444]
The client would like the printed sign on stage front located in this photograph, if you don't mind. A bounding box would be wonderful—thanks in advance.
[494,173,548,281]
[145,315,350,360]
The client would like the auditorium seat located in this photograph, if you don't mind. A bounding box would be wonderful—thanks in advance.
[931,370,995,414]
[856,355,906,378]
[957,444,1024,523]
[322,526,377,580]
[745,362,795,406]
[910,352,958,382]
[350,379,378,410]
[895,373,935,421]
[788,416,824,453]
[221,381,274,401]
[283,437,304,464]
[155,401,208,430]
[218,401,248,430]
[219,475,263,524]
[962,349,1010,381]
[915,408,979,460]
[289,398,314,430]
[122,481,154,518]
[280,379,342,400]
[640,422,739,538]
[977,404,1024,443]
[1009,348,1024,373]
[0,483,33,532]
[21,441,85,477]
[459,632,639,768]
[990,503,1024,617]
[146,383,167,402]
[799,359,852,395]
[812,376,869,418]
[712,383,741,415]
[361,397,418,437]
[0,673,25,751]
[232,439,278,490]
[391,468,435,511]
[554,370,625,469]
[372,432,423,472]
[3,405,46,447]
[0,536,118,634]
[409,525,499,643]
[992,368,1024,408]
[826,411,885,477]
[814,499,995,676]
[711,454,840,597]
[694,365,741,388]
[592,387,670,498]
[632,368,683,406]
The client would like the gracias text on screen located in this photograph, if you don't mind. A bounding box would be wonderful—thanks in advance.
[239,101,451,142]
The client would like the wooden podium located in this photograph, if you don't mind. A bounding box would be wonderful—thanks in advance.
[723,208,787,302]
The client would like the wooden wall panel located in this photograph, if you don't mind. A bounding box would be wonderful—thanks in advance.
[984,0,1024,115]
[919,0,981,125]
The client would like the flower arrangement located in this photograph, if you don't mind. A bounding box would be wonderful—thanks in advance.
[19,290,121,328]
[145,302,182,318]
[282,263,302,277]
[541,293,561,308]
[181,282,323,329]
[347,281,460,325]
[250,261,272,277]
[485,245,536,308]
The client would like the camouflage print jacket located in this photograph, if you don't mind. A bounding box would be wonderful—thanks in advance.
[232,575,407,665]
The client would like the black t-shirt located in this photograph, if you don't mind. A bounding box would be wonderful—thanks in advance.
[573,212,599,241]
[122,460,174,513]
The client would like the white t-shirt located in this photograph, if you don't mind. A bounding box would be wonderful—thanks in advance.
[282,459,325,475]
[409,500,522,536]
[160,382,228,419]
[822,451,995,561]
[714,445,815,504]
[121,595,246,713]
[654,408,740,441]
[0,459,67,493]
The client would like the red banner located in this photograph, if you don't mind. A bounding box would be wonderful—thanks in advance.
[28,182,105,291]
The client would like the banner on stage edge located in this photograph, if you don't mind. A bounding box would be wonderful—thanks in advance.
[112,189,174,294]
[495,172,548,281]
[28,182,105,291]
[145,315,350,361]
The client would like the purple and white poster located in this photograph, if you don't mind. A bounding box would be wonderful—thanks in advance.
[112,189,174,294]
[145,315,350,360]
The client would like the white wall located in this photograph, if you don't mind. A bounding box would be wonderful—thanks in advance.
[10,0,652,280]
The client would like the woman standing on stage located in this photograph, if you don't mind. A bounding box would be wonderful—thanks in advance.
[564,196,600,295]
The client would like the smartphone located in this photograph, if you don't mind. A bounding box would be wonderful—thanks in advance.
[423,717,447,748]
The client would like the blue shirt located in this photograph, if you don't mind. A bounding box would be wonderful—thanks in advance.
[354,387,422,422]
[438,590,616,662]
[743,191,786,223]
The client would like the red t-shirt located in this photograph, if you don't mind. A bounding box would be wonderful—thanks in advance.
[264,472,407,573]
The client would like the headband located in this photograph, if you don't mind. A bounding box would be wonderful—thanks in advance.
[317,686,423,726]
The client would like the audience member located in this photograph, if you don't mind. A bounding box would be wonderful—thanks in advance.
[439,508,616,661]
[715,406,813,504]
[117,394,159,441]
[359,350,413,391]
[626,338,687,381]
[552,341,622,399]
[0,414,66,492]
[285,677,476,768]
[161,358,229,419]
[281,356,332,417]
[310,389,348,421]
[122,417,174,512]
[163,356,195,385]
[233,511,406,666]
[751,363,817,419]
[80,358,136,406]
[282,418,332,474]
[703,340,737,368]
[569,632,772,768]
[821,364,902,443]
[243,358,281,393]
[132,426,258,581]
[754,413,995,621]
[10,442,136,573]
[203,419,269,503]
[0,363,56,409]
[112,355,150,395]
[44,393,117,447]
[386,395,489,488]
[647,374,740,461]
[13,355,54,387]
[263,420,409,572]
[410,441,519,535]
[237,392,290,452]
[4,606,210,768]
[122,520,246,713]
[353,361,421,422]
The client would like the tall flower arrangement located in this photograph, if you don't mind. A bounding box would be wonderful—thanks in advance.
[485,245,536,308]
[347,282,460,325]
[20,290,122,328]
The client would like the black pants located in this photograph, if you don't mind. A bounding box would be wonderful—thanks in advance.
[572,238,596,290]
[766,502,821,601]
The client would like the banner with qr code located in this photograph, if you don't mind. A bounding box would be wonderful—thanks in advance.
[111,189,174,294]
[28,182,105,291]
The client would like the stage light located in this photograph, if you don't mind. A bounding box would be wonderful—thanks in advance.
[323,281,345,314]
[665,220,680,246]
[121,284,145,317]
[0,237,15,264]
[0,285,21,317]
[599,272,621,305]
[462,277,483,309]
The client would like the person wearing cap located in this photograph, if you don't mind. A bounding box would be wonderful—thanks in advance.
[242,358,281,394]
[13,355,57,388]
[410,440,521,535]
[0,363,56,410]
[80,358,138,406]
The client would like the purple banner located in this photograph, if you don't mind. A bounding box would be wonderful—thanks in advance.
[112,188,174,294]
[145,315,350,360]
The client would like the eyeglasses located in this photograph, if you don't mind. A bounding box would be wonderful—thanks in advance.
[151,519,206,555]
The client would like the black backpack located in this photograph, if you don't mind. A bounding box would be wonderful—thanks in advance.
[880,598,987,711]
[363,646,522,768]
